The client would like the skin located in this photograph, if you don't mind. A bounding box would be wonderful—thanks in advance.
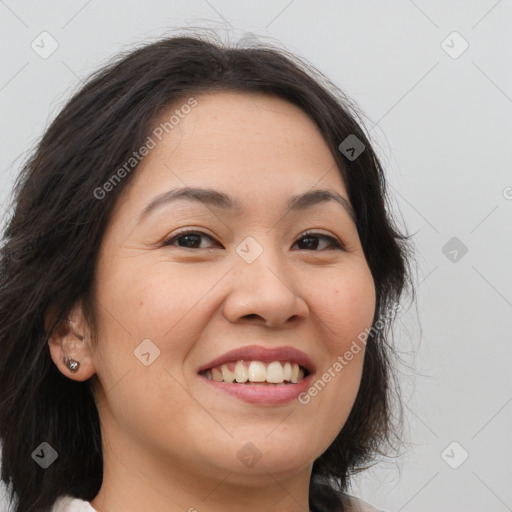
[48,91,376,512]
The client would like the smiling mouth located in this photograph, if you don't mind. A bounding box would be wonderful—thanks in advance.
[199,360,310,385]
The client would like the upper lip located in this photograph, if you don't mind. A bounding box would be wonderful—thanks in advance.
[197,345,316,374]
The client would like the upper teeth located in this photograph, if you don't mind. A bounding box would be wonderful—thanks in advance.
[204,361,305,384]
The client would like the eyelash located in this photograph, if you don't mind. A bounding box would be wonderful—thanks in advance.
[162,229,344,251]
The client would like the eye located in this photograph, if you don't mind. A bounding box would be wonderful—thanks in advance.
[161,229,344,251]
[162,230,219,249]
[293,231,344,251]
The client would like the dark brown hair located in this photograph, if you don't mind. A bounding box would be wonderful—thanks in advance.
[0,33,412,512]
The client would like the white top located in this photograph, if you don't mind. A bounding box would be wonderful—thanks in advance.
[51,493,383,511]
[344,493,384,511]
[51,496,97,512]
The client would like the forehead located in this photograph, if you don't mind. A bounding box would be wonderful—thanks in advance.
[155,90,335,167]
[115,90,349,218]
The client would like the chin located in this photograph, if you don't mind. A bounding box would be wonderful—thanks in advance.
[206,433,318,477]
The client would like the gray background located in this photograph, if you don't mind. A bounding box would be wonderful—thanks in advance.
[1,1,511,510]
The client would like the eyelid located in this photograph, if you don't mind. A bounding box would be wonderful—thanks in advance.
[298,229,345,250]
[161,228,218,246]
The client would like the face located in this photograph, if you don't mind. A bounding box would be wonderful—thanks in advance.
[65,91,375,487]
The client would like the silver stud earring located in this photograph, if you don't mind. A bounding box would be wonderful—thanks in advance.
[64,357,80,373]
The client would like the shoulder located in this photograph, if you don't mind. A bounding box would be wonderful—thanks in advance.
[51,495,97,512]
[341,493,386,512]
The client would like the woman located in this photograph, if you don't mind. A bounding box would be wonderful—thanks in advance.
[0,34,411,512]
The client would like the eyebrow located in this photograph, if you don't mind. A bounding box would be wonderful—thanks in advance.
[137,186,356,224]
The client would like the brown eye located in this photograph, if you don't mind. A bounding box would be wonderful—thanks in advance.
[293,232,344,251]
[162,230,344,251]
[162,230,219,249]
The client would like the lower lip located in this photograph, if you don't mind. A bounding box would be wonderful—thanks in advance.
[199,374,314,405]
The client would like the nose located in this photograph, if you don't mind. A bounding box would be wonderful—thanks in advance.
[222,243,309,328]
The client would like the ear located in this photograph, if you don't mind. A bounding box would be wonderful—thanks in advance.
[46,301,96,382]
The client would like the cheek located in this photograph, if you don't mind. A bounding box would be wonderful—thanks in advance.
[97,259,215,335]
[312,263,376,349]
[91,260,214,434]
[94,258,230,380]
[301,262,375,416]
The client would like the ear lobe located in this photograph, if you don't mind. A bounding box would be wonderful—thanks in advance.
[46,302,96,382]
